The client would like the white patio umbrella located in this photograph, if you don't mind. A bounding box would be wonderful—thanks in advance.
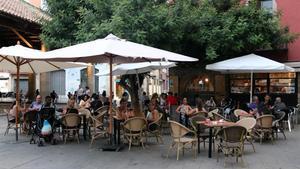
[39,34,198,145]
[96,61,176,110]
[95,61,176,76]
[206,53,295,102]
[0,44,87,141]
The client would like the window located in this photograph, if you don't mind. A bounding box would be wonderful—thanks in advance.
[260,0,277,12]
[269,73,296,94]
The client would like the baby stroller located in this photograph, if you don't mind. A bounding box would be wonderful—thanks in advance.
[30,107,58,146]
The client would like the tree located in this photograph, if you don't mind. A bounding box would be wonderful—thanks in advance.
[41,0,297,116]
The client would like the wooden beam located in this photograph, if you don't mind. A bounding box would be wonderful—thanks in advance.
[10,28,33,48]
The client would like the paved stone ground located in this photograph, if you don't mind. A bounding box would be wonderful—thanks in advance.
[0,116,299,169]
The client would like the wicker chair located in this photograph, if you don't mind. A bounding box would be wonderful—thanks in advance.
[189,115,210,149]
[256,115,274,144]
[147,113,163,144]
[61,113,81,144]
[236,117,256,153]
[90,111,107,147]
[234,109,253,120]
[272,111,286,140]
[207,108,219,119]
[167,120,197,160]
[123,117,147,150]
[210,109,228,121]
[216,126,246,166]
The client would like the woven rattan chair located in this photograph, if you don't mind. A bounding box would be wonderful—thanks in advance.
[147,113,163,144]
[236,117,256,153]
[90,111,107,147]
[167,120,197,160]
[234,109,253,120]
[208,108,219,119]
[256,115,274,144]
[61,113,81,144]
[189,115,210,149]
[272,111,286,140]
[210,109,228,121]
[217,126,246,167]
[123,117,147,150]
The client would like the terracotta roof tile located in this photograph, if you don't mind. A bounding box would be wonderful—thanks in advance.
[0,0,50,24]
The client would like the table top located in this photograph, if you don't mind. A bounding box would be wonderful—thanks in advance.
[197,120,236,127]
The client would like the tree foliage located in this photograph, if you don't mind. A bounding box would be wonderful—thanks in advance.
[42,0,296,60]
[41,0,297,115]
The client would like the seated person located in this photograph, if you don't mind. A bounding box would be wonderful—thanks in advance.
[29,95,43,112]
[117,98,134,120]
[189,99,207,117]
[63,95,79,114]
[90,94,103,114]
[147,102,159,123]
[258,94,272,115]
[205,97,216,111]
[272,97,287,119]
[41,96,55,109]
[248,96,259,117]
[79,95,91,110]
[8,101,18,123]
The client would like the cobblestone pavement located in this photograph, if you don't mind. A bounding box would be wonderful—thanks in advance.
[0,116,299,169]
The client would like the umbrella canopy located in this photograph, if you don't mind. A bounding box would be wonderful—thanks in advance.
[206,53,294,73]
[0,44,87,141]
[206,54,295,102]
[95,61,176,76]
[43,34,198,63]
[0,45,87,73]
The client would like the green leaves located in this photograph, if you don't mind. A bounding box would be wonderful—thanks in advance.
[41,0,297,61]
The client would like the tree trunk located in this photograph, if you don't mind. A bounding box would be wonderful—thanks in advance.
[119,74,146,117]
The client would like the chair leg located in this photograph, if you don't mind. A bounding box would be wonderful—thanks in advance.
[76,130,80,144]
[167,142,174,159]
[288,120,292,132]
[128,136,132,151]
[176,143,181,160]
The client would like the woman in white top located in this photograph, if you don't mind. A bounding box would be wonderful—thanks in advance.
[79,95,91,109]
[176,98,192,126]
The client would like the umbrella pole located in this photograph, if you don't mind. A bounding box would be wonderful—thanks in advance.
[109,57,113,138]
[15,60,20,141]
[250,71,253,103]
[135,70,143,113]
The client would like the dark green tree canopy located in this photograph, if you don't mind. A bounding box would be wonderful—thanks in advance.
[41,0,296,61]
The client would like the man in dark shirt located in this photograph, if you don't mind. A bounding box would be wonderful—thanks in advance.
[91,95,103,115]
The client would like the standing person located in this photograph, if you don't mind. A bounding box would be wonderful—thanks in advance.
[76,85,84,103]
[176,98,192,126]
[167,92,176,118]
[141,92,150,106]
[101,90,109,106]
[35,89,40,97]
[85,86,91,96]
[50,90,58,104]
[67,92,72,99]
